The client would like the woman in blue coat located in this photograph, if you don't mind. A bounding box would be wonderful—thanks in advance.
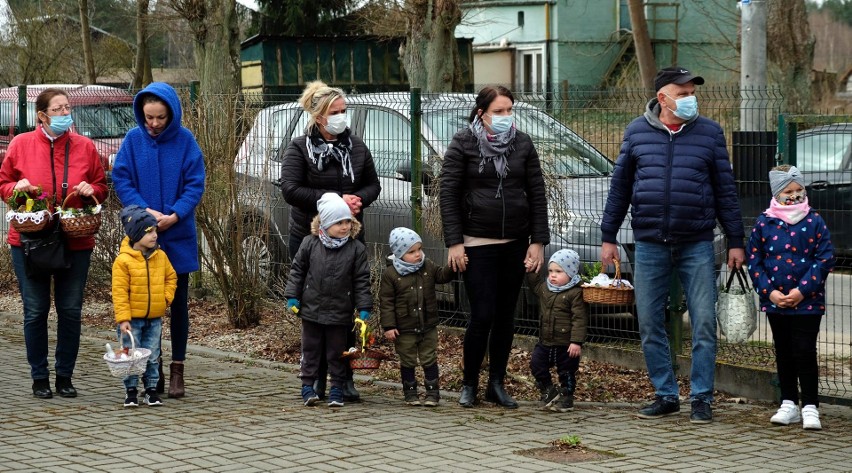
[112,82,206,399]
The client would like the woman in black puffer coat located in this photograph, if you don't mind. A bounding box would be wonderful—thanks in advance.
[280,81,381,402]
[440,85,550,409]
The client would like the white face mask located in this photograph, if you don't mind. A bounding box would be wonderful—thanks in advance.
[323,113,348,135]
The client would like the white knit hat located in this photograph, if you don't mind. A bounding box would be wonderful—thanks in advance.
[317,193,352,230]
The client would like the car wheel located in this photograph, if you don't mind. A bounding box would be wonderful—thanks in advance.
[229,216,287,297]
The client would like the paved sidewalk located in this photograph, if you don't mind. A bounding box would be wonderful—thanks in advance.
[1,314,851,473]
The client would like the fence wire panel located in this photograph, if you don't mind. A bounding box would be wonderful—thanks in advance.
[779,115,852,402]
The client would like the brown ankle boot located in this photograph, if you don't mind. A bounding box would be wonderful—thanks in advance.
[168,362,185,398]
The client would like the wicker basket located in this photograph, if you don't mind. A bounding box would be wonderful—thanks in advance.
[103,331,151,378]
[59,192,102,238]
[582,259,635,305]
[6,209,53,233]
[348,348,388,370]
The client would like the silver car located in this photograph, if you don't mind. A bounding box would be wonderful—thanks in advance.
[233,93,641,334]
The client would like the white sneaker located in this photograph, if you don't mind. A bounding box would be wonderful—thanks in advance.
[770,400,801,425]
[801,405,822,430]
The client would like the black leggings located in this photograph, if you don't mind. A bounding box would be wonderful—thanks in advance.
[461,240,527,384]
[767,313,823,407]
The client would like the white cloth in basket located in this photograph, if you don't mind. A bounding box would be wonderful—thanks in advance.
[582,273,634,289]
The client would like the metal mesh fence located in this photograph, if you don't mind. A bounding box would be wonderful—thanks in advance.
[3,84,850,401]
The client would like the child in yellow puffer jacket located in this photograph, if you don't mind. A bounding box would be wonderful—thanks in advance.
[111,205,177,407]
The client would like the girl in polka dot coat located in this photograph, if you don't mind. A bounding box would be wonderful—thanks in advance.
[746,165,835,430]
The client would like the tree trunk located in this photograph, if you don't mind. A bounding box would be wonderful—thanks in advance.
[402,0,462,92]
[78,0,96,84]
[628,0,656,91]
[132,0,150,89]
[767,0,814,113]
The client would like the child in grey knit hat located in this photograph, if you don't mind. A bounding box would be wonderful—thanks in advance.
[379,227,463,407]
[284,193,372,408]
[525,248,588,412]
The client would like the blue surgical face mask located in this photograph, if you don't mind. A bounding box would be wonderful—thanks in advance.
[665,95,698,120]
[487,113,514,134]
[47,114,74,135]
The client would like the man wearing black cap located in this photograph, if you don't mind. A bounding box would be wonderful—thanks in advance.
[600,66,746,424]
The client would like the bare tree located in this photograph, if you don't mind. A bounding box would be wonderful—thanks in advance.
[78,0,97,83]
[767,0,815,113]
[628,0,655,91]
[356,0,463,92]
[132,0,152,88]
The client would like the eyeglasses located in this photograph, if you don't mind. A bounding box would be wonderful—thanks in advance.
[48,104,72,113]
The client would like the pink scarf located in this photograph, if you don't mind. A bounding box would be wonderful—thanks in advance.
[764,197,810,225]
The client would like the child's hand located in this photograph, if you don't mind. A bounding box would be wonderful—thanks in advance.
[119,321,131,334]
[769,290,787,307]
[384,329,399,341]
[783,288,804,308]
[567,343,582,358]
[286,298,300,315]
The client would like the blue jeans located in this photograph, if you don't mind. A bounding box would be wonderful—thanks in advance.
[11,247,92,381]
[119,318,163,390]
[634,240,717,403]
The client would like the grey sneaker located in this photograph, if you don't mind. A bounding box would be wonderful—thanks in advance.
[690,400,712,424]
[636,397,680,419]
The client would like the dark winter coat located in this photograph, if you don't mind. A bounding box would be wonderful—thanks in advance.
[526,273,588,346]
[601,99,745,248]
[280,133,381,240]
[439,127,550,247]
[379,259,456,334]
[746,210,835,315]
[283,218,372,326]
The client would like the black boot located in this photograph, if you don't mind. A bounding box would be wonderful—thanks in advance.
[156,357,165,394]
[55,375,77,398]
[403,380,421,406]
[313,378,327,400]
[551,386,574,412]
[536,380,559,409]
[485,378,518,409]
[342,366,361,402]
[424,378,440,407]
[458,383,477,408]
[32,378,53,399]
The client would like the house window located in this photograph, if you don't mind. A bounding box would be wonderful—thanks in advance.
[518,11,524,27]
[518,49,544,93]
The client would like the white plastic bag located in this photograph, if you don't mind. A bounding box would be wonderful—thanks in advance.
[716,268,758,343]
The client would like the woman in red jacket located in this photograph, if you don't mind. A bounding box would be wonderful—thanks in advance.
[0,88,108,399]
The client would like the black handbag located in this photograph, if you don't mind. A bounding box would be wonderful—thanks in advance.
[20,219,70,277]
[19,139,71,278]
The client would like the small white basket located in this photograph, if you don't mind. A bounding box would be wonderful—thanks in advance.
[103,331,151,378]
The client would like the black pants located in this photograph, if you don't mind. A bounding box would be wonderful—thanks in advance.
[299,319,349,389]
[767,313,823,407]
[462,239,527,384]
[530,343,580,391]
[290,233,357,384]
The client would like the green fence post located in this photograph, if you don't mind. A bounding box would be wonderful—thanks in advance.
[410,88,423,234]
[666,273,685,371]
[776,113,786,163]
[17,85,26,133]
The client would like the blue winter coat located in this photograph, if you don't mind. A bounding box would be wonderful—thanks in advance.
[746,210,835,315]
[112,82,206,273]
[601,99,744,248]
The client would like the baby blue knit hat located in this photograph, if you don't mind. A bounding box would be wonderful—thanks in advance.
[317,193,352,230]
[389,227,422,259]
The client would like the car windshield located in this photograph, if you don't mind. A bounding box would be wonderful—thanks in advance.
[797,129,852,172]
[72,103,136,139]
[423,107,612,177]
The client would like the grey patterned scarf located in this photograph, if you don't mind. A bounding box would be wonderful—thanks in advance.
[307,127,355,183]
[470,116,515,197]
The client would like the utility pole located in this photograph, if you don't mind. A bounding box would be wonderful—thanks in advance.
[740,0,768,131]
